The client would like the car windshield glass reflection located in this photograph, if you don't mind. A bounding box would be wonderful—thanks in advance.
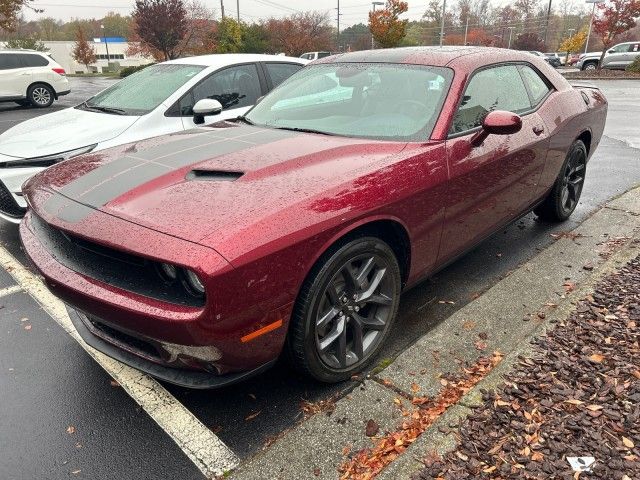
[246,63,453,141]
[82,64,205,116]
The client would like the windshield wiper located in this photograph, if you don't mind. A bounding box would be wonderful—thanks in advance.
[235,115,254,125]
[81,102,126,115]
[273,126,334,136]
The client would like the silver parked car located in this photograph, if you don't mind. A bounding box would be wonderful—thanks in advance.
[577,41,640,70]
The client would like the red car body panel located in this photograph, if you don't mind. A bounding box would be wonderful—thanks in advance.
[20,47,607,386]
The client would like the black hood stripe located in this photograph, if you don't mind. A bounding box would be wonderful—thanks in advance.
[45,125,296,223]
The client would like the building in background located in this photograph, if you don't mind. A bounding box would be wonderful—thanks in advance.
[0,37,153,74]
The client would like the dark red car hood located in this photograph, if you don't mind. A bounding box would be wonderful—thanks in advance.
[24,122,407,254]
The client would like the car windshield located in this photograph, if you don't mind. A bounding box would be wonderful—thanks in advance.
[245,63,453,141]
[83,64,205,116]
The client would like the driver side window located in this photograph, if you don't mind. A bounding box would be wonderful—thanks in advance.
[450,65,531,135]
[177,64,262,116]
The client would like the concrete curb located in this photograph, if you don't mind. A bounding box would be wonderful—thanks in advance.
[233,186,640,480]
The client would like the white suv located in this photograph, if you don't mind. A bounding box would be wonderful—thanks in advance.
[0,50,70,108]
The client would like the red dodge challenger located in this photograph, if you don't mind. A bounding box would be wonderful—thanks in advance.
[20,47,607,388]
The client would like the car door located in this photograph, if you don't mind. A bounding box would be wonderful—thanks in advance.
[438,63,550,263]
[0,54,25,98]
[603,43,630,69]
[622,43,640,68]
[175,63,265,129]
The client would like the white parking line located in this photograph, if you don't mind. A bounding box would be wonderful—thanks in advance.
[0,245,240,478]
[0,284,22,298]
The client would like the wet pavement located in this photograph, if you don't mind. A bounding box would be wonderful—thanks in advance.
[0,79,639,479]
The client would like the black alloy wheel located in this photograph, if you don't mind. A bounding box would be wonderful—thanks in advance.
[286,237,401,382]
[535,140,587,222]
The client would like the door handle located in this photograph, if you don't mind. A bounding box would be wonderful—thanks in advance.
[532,125,544,135]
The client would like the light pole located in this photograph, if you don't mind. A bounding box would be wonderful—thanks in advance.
[336,0,342,51]
[507,26,516,48]
[543,0,552,48]
[100,24,109,71]
[371,1,384,49]
[237,0,240,22]
[439,0,447,46]
[463,16,469,45]
[584,0,603,54]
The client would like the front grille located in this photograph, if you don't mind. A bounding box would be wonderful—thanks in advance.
[30,214,205,307]
[0,182,25,218]
[86,315,161,362]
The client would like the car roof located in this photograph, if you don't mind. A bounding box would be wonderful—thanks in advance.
[0,49,47,54]
[163,53,308,67]
[315,46,549,68]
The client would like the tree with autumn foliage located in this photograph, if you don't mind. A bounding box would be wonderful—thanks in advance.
[559,28,588,53]
[262,11,332,56]
[512,32,546,51]
[369,0,409,48]
[593,0,640,68]
[0,0,41,31]
[132,0,188,60]
[71,26,96,72]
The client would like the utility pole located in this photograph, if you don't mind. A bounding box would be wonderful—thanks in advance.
[336,0,340,51]
[237,0,240,22]
[543,0,552,48]
[584,0,603,54]
[463,16,469,45]
[507,26,515,48]
[439,0,447,46]
[370,1,384,49]
[220,0,225,20]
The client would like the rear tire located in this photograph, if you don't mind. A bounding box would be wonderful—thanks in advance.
[534,140,587,222]
[582,61,598,71]
[28,84,54,108]
[286,236,401,382]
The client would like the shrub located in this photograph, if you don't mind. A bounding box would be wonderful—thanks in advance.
[626,56,640,73]
[119,63,154,78]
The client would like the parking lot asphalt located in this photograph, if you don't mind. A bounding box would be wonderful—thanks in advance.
[1,78,639,480]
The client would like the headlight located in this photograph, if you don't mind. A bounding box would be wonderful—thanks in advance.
[183,270,205,296]
[0,144,97,168]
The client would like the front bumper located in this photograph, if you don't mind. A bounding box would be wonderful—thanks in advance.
[0,166,44,223]
[68,307,275,389]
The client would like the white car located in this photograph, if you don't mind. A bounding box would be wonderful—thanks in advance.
[0,49,70,108]
[0,54,307,222]
[300,51,334,61]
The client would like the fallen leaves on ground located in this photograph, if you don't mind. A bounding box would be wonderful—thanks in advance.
[413,255,640,479]
[300,398,336,418]
[244,410,261,421]
[338,352,504,480]
[550,231,585,241]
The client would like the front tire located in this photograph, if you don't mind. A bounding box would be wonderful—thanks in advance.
[534,140,587,222]
[28,84,54,108]
[582,61,598,71]
[286,237,401,382]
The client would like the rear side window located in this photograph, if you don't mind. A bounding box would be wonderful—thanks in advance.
[451,64,531,134]
[19,54,49,67]
[175,63,262,115]
[0,54,21,70]
[264,63,302,88]
[519,65,551,106]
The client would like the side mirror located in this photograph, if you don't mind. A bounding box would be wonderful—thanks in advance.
[471,110,522,147]
[193,98,222,125]
[607,49,614,54]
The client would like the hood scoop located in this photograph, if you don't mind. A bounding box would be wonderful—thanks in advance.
[185,169,244,181]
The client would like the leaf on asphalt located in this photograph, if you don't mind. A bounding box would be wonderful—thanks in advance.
[474,340,487,351]
[588,353,604,363]
[24,325,32,330]
[66,425,76,434]
[70,470,81,475]
[462,320,476,330]
[313,467,321,476]
[438,300,455,304]
[622,436,635,449]
[109,380,120,387]
[300,398,336,418]
[410,383,420,393]
[244,410,261,421]
[365,419,379,437]
[563,281,576,293]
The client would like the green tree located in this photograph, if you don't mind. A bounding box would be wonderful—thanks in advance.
[101,12,132,39]
[5,37,47,50]
[240,23,269,53]
[216,17,243,53]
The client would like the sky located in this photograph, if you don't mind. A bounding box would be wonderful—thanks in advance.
[24,0,442,28]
